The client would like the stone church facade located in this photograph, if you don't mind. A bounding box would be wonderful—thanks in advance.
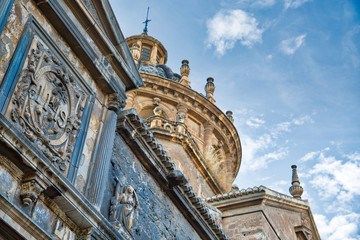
[0,0,320,239]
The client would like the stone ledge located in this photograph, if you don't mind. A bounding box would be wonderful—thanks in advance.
[205,185,310,208]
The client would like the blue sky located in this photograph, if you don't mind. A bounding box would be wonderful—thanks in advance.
[110,0,360,239]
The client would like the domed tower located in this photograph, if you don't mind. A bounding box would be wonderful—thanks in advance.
[127,34,167,67]
[124,31,242,198]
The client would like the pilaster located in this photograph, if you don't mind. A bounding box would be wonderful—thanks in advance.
[87,93,126,209]
[203,121,214,153]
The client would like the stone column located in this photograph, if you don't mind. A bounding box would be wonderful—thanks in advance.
[87,93,125,209]
[150,43,158,66]
[176,103,187,134]
[203,121,214,153]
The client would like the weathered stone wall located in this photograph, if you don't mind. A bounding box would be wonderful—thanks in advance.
[101,133,202,240]
[158,139,215,199]
[219,201,315,240]
[221,211,278,240]
[263,204,304,239]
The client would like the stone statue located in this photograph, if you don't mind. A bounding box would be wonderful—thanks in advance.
[110,177,139,232]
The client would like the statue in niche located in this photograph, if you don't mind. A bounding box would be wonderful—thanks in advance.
[110,177,139,232]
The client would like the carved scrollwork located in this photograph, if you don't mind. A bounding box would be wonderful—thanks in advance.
[6,41,88,173]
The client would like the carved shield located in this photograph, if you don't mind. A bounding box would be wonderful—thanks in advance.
[5,39,89,173]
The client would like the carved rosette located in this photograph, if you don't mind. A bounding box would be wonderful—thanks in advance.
[6,41,88,173]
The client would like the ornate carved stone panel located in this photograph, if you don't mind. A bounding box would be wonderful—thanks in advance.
[4,36,92,175]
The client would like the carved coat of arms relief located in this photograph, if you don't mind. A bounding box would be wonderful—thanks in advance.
[6,40,88,173]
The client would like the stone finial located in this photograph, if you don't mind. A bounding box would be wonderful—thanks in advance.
[130,43,141,65]
[180,60,191,86]
[205,77,215,103]
[289,165,303,199]
[226,111,234,123]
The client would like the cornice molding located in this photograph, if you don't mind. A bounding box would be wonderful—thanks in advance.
[33,0,143,95]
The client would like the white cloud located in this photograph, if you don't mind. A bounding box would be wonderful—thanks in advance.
[269,180,288,193]
[241,133,288,171]
[270,115,313,137]
[284,0,312,9]
[314,213,360,240]
[280,34,307,55]
[238,0,276,8]
[309,151,360,202]
[345,152,360,161]
[300,151,319,162]
[292,115,313,125]
[267,54,273,59]
[237,114,312,171]
[299,147,329,162]
[246,117,265,128]
[206,9,263,56]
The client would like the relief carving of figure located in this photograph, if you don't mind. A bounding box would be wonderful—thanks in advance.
[110,177,139,232]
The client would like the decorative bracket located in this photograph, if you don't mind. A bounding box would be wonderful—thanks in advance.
[167,170,188,187]
[108,93,126,112]
[20,173,47,206]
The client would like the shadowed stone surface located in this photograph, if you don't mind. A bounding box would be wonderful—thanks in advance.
[101,133,201,240]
